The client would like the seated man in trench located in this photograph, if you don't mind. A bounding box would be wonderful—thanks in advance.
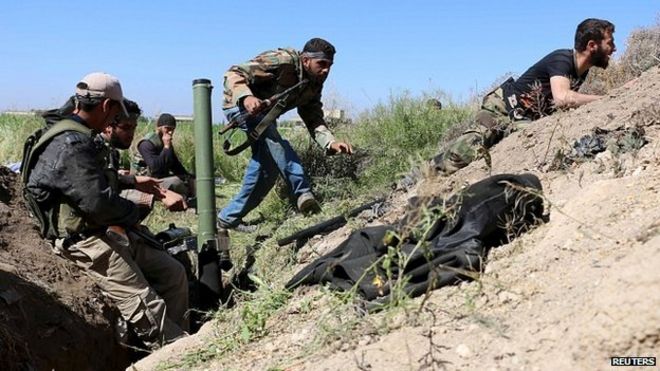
[41,96,188,216]
[133,113,196,201]
[100,99,188,217]
[25,72,189,349]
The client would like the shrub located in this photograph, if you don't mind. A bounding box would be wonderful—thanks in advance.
[350,92,471,191]
[287,92,471,201]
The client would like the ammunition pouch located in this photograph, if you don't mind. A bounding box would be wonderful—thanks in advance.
[499,77,524,120]
[499,77,542,121]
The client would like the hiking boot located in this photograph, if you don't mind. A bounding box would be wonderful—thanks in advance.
[297,192,320,214]
[217,219,257,233]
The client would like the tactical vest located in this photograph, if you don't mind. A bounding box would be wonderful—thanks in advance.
[131,132,162,176]
[22,119,107,239]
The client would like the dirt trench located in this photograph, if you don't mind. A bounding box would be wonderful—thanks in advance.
[0,166,132,371]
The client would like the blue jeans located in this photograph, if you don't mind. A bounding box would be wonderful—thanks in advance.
[218,106,311,227]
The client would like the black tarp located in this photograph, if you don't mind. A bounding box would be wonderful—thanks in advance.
[286,173,544,303]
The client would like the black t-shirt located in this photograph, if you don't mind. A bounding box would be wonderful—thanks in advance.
[508,49,588,118]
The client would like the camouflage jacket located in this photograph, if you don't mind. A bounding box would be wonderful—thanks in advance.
[223,47,335,149]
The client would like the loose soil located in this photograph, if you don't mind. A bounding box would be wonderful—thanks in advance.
[136,67,660,370]
[4,67,660,371]
[0,167,132,371]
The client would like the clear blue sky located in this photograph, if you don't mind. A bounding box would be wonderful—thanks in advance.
[0,1,657,120]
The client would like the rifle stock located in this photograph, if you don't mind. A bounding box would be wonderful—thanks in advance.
[128,227,165,250]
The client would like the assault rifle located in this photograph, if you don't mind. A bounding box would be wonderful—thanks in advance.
[219,79,309,156]
[277,198,386,247]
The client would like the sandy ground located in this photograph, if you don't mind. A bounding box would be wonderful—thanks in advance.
[292,66,660,371]
[4,67,659,371]
[136,67,660,371]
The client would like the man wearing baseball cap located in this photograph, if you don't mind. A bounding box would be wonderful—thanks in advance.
[133,113,195,199]
[24,72,189,349]
[76,71,129,120]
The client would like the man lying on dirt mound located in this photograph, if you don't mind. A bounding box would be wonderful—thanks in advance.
[434,18,618,174]
[23,72,189,350]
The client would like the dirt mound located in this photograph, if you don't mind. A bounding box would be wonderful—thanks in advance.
[0,167,132,371]
[134,67,660,370]
[297,67,660,370]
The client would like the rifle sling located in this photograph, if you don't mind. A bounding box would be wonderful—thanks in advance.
[222,79,308,156]
[223,98,288,156]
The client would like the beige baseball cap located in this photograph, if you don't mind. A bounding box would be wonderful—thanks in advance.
[75,72,129,117]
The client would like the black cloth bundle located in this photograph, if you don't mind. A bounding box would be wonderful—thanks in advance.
[286,173,544,302]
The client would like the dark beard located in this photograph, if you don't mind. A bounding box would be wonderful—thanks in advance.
[590,46,610,69]
[303,70,326,84]
[109,132,130,150]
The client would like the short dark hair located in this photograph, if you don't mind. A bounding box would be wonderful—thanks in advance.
[574,18,615,52]
[303,38,336,58]
[108,99,141,127]
[124,99,141,117]
[76,97,105,112]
